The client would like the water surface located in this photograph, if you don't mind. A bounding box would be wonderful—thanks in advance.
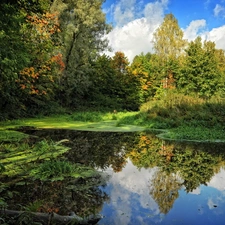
[1,129,225,224]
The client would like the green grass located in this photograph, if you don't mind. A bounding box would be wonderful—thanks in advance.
[1,94,225,142]
[0,112,145,133]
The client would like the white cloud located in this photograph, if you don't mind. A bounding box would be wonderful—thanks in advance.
[144,0,168,25]
[105,0,169,62]
[207,168,225,191]
[204,0,211,9]
[183,19,207,41]
[214,4,225,17]
[113,0,137,27]
[104,0,225,62]
[105,18,155,62]
[205,25,225,50]
[103,159,161,225]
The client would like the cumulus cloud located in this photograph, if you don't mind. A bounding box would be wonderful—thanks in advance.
[214,4,225,17]
[205,25,225,50]
[105,0,169,62]
[183,19,225,50]
[113,0,136,27]
[183,19,207,41]
[104,0,225,62]
[144,0,168,25]
[103,159,160,224]
[105,18,155,61]
[207,168,225,191]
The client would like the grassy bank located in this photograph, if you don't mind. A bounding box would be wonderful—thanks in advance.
[1,92,225,142]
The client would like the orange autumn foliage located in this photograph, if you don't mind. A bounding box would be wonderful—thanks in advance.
[26,12,60,38]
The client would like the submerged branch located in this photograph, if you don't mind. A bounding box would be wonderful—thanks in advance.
[0,209,101,225]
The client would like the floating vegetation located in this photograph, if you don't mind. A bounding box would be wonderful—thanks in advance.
[30,160,97,181]
[0,140,70,178]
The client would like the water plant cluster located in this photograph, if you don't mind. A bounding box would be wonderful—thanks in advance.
[65,92,225,141]
[0,131,102,224]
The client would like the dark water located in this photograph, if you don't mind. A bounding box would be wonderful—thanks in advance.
[2,129,225,224]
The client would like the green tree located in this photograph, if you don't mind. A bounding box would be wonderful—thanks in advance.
[129,53,153,102]
[87,54,119,109]
[111,52,139,110]
[152,13,185,94]
[51,0,111,107]
[153,13,186,63]
[0,3,26,119]
[178,37,224,98]
[0,1,62,119]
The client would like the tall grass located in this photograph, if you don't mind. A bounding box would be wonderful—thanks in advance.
[139,92,225,129]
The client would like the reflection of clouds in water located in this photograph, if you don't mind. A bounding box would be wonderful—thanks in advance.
[205,169,225,215]
[190,187,201,195]
[190,168,225,196]
[103,159,161,224]
[207,197,225,215]
[208,168,225,191]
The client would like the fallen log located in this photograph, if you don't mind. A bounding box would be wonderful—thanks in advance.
[0,209,102,225]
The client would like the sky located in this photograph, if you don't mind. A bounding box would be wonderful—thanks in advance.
[102,0,225,62]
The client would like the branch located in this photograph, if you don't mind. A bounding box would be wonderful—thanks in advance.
[0,209,102,225]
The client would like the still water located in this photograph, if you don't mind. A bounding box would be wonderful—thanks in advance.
[1,129,225,224]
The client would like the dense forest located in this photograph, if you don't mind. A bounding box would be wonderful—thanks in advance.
[1,0,225,120]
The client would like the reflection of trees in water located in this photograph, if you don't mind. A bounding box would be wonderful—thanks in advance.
[24,129,137,172]
[18,129,225,215]
[2,176,108,217]
[128,133,162,169]
[64,131,136,172]
[127,133,225,214]
[165,142,225,192]
[149,170,182,214]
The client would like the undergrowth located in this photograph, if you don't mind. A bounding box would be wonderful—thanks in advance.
[139,92,225,129]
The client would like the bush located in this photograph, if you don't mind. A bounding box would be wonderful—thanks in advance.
[140,92,225,128]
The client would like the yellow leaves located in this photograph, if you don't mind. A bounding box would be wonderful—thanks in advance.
[20,84,26,90]
[30,89,39,95]
[159,143,174,162]
[51,54,65,72]
[26,12,60,39]
[20,67,39,79]
[142,85,148,90]
[18,64,55,96]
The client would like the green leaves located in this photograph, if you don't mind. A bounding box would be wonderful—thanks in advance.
[179,37,224,98]
[153,13,186,62]
[29,160,96,181]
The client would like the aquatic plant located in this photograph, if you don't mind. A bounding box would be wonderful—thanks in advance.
[0,140,70,177]
[29,160,96,181]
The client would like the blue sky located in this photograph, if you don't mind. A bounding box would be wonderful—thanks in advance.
[102,0,225,61]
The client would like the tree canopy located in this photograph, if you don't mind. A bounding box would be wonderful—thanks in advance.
[0,9,225,119]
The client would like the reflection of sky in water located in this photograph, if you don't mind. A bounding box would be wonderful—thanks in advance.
[99,160,225,225]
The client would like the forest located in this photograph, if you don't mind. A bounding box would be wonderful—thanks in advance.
[1,0,225,128]
[1,1,225,224]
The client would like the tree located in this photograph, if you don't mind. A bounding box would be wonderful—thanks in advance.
[0,1,63,119]
[87,54,119,109]
[111,52,139,110]
[152,13,185,93]
[0,3,27,118]
[129,53,153,102]
[50,0,111,107]
[153,13,186,63]
[178,37,224,98]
